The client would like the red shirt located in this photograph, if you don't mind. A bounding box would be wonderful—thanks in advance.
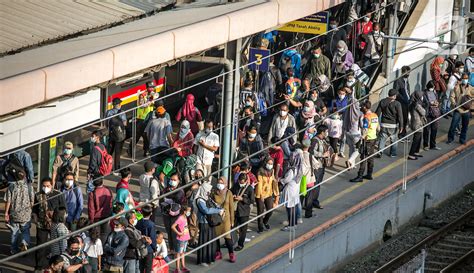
[88,186,113,222]
[269,148,284,178]
[173,132,194,157]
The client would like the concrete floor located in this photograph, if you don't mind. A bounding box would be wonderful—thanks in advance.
[0,117,472,272]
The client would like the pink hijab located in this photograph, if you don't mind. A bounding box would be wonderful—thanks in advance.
[301,100,317,119]
[181,94,197,121]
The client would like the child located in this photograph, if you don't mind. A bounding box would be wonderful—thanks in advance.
[171,206,191,273]
[324,111,343,161]
[155,231,171,264]
[84,227,103,273]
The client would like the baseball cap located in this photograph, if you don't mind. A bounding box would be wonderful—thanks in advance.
[64,141,74,149]
[112,98,122,106]
[144,161,157,172]
[388,89,398,97]
[113,217,128,227]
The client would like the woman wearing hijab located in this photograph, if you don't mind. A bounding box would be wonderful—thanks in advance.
[194,183,224,266]
[173,120,194,157]
[212,177,236,263]
[298,100,318,129]
[430,57,447,101]
[280,127,296,171]
[280,149,303,231]
[333,40,354,90]
[176,93,203,135]
[422,81,441,151]
[255,157,279,233]
[408,91,427,160]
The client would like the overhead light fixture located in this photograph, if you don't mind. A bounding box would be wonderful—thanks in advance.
[115,74,144,85]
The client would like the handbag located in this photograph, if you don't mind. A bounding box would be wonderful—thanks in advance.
[152,257,169,273]
[197,196,224,227]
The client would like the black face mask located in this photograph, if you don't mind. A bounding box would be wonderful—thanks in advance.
[69,249,80,256]
[403,74,410,79]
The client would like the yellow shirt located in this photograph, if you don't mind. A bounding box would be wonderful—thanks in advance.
[256,172,279,199]
[137,104,154,120]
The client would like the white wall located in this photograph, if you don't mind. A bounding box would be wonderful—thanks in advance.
[0,88,101,153]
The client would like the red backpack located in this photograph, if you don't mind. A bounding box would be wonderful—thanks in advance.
[95,146,113,176]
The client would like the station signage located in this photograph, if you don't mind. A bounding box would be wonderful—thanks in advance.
[248,48,270,72]
[279,11,329,35]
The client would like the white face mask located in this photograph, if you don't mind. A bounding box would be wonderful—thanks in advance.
[462,79,468,85]
[185,211,191,217]
[429,88,434,92]
[132,219,138,226]
[114,228,123,232]
[239,183,247,188]
[303,106,311,112]
[65,180,74,188]
[205,128,212,134]
[64,149,73,155]
[248,133,257,139]
[43,187,51,194]
[459,67,465,72]
[169,180,178,187]
[346,79,356,87]
[364,16,370,22]
[313,53,320,58]
[266,164,273,170]
[217,184,225,191]
[280,110,288,117]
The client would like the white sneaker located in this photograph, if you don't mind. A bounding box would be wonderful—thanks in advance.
[245,238,251,242]
[298,218,303,224]
[112,172,120,176]
[282,220,289,226]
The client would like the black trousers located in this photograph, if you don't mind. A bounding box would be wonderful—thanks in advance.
[256,196,273,232]
[96,219,111,246]
[216,238,234,254]
[311,167,324,207]
[423,117,439,149]
[139,252,153,273]
[35,228,50,269]
[163,215,178,251]
[128,119,149,155]
[409,131,422,156]
[302,186,318,218]
[358,140,376,176]
[107,139,124,171]
[328,137,339,154]
[399,103,409,137]
[235,215,249,247]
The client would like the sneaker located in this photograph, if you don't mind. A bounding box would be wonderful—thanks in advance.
[413,153,423,157]
[200,263,209,267]
[390,154,397,158]
[350,176,363,183]
[282,220,289,226]
[281,226,295,232]
[112,172,120,176]
[244,238,251,242]
[297,218,303,224]
[229,253,236,263]
[430,146,441,150]
[182,267,190,273]
[19,243,28,252]
[215,251,222,260]
[264,223,271,230]
[235,246,244,251]
[423,147,429,151]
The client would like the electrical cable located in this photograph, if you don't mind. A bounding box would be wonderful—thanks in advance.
[0,49,437,264]
[1,1,396,157]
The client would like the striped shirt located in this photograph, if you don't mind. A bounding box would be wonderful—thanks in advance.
[50,223,69,256]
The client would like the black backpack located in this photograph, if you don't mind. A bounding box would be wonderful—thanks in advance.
[58,155,75,182]
[4,154,26,181]
[109,112,126,142]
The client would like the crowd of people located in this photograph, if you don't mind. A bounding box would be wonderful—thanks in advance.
[1,2,474,273]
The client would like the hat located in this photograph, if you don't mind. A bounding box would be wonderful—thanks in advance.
[112,98,122,106]
[302,138,311,148]
[146,82,156,88]
[388,89,398,97]
[113,217,128,227]
[64,141,74,149]
[154,99,164,108]
[156,105,166,115]
[144,161,157,172]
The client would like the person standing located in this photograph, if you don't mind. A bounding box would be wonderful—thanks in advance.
[145,105,174,163]
[52,141,79,189]
[423,81,442,151]
[301,139,319,218]
[408,91,427,160]
[87,130,107,180]
[61,173,83,231]
[213,177,236,263]
[4,168,34,254]
[129,89,154,157]
[239,126,265,175]
[115,168,136,212]
[324,17,347,60]
[430,57,448,113]
[363,22,384,76]
[448,73,474,144]
[103,218,130,272]
[280,149,304,231]
[50,207,69,256]
[124,211,151,273]
[309,125,330,208]
[304,46,332,82]
[139,161,160,221]
[268,104,297,144]
[375,89,403,158]
[194,120,220,180]
[332,40,354,90]
[106,98,127,173]
[232,173,255,251]
[342,87,363,169]
[255,157,279,233]
[32,177,66,270]
[171,206,192,272]
[176,93,203,135]
[88,178,113,244]
[444,61,464,115]
[194,183,224,266]
[394,66,411,139]
[173,120,195,157]
[350,101,380,182]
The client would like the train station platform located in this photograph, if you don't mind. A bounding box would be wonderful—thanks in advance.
[0,113,472,272]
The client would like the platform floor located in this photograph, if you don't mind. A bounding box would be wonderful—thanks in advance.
[0,117,472,272]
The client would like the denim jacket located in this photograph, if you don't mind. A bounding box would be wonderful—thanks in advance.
[196,199,221,224]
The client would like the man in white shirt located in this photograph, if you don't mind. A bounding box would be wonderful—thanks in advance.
[444,61,464,114]
[267,104,297,143]
[138,161,160,222]
[194,120,220,181]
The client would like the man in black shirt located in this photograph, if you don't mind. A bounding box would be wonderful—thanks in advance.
[376,89,404,157]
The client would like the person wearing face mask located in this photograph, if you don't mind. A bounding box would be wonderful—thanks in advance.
[232,173,255,251]
[430,57,448,110]
[194,120,220,180]
[176,93,203,135]
[105,98,127,174]
[444,61,465,115]
[239,106,261,139]
[268,137,284,179]
[324,17,347,60]
[88,178,113,245]
[333,40,354,89]
[331,88,349,115]
[304,46,332,82]
[124,211,152,273]
[363,22,384,76]
[298,100,318,130]
[285,67,302,99]
[309,125,330,208]
[239,126,264,174]
[32,177,66,270]
[444,50,459,76]
[61,173,83,231]
[407,91,427,160]
[256,157,279,233]
[448,73,474,144]
[145,105,174,163]
[103,217,130,272]
[375,89,404,158]
[280,149,304,231]
[172,120,195,157]
[323,111,343,162]
[394,65,412,139]
[465,47,474,77]
[139,161,160,222]
[60,236,89,273]
[350,101,379,182]
[239,79,255,109]
[422,81,442,151]
[355,11,373,61]
[115,168,137,212]
[268,104,297,144]
[212,177,236,263]
[279,48,302,79]
[52,141,79,189]
[194,182,224,266]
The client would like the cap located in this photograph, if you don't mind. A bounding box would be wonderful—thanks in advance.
[154,99,164,108]
[144,161,157,172]
[64,141,74,149]
[388,89,398,97]
[113,217,128,227]
[156,105,166,115]
[112,98,122,106]
[146,82,156,88]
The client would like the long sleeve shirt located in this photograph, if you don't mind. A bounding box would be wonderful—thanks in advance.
[88,186,113,222]
[88,143,106,176]
[62,185,84,223]
[136,219,157,253]
[255,171,279,199]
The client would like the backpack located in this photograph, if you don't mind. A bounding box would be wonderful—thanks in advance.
[58,155,75,182]
[95,146,113,176]
[460,94,472,111]
[4,154,26,181]
[196,197,223,227]
[109,112,126,142]
[256,91,268,117]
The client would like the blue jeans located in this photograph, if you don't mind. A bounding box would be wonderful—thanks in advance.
[378,127,398,156]
[10,220,31,253]
[448,111,470,144]
[124,259,139,273]
[441,89,451,114]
